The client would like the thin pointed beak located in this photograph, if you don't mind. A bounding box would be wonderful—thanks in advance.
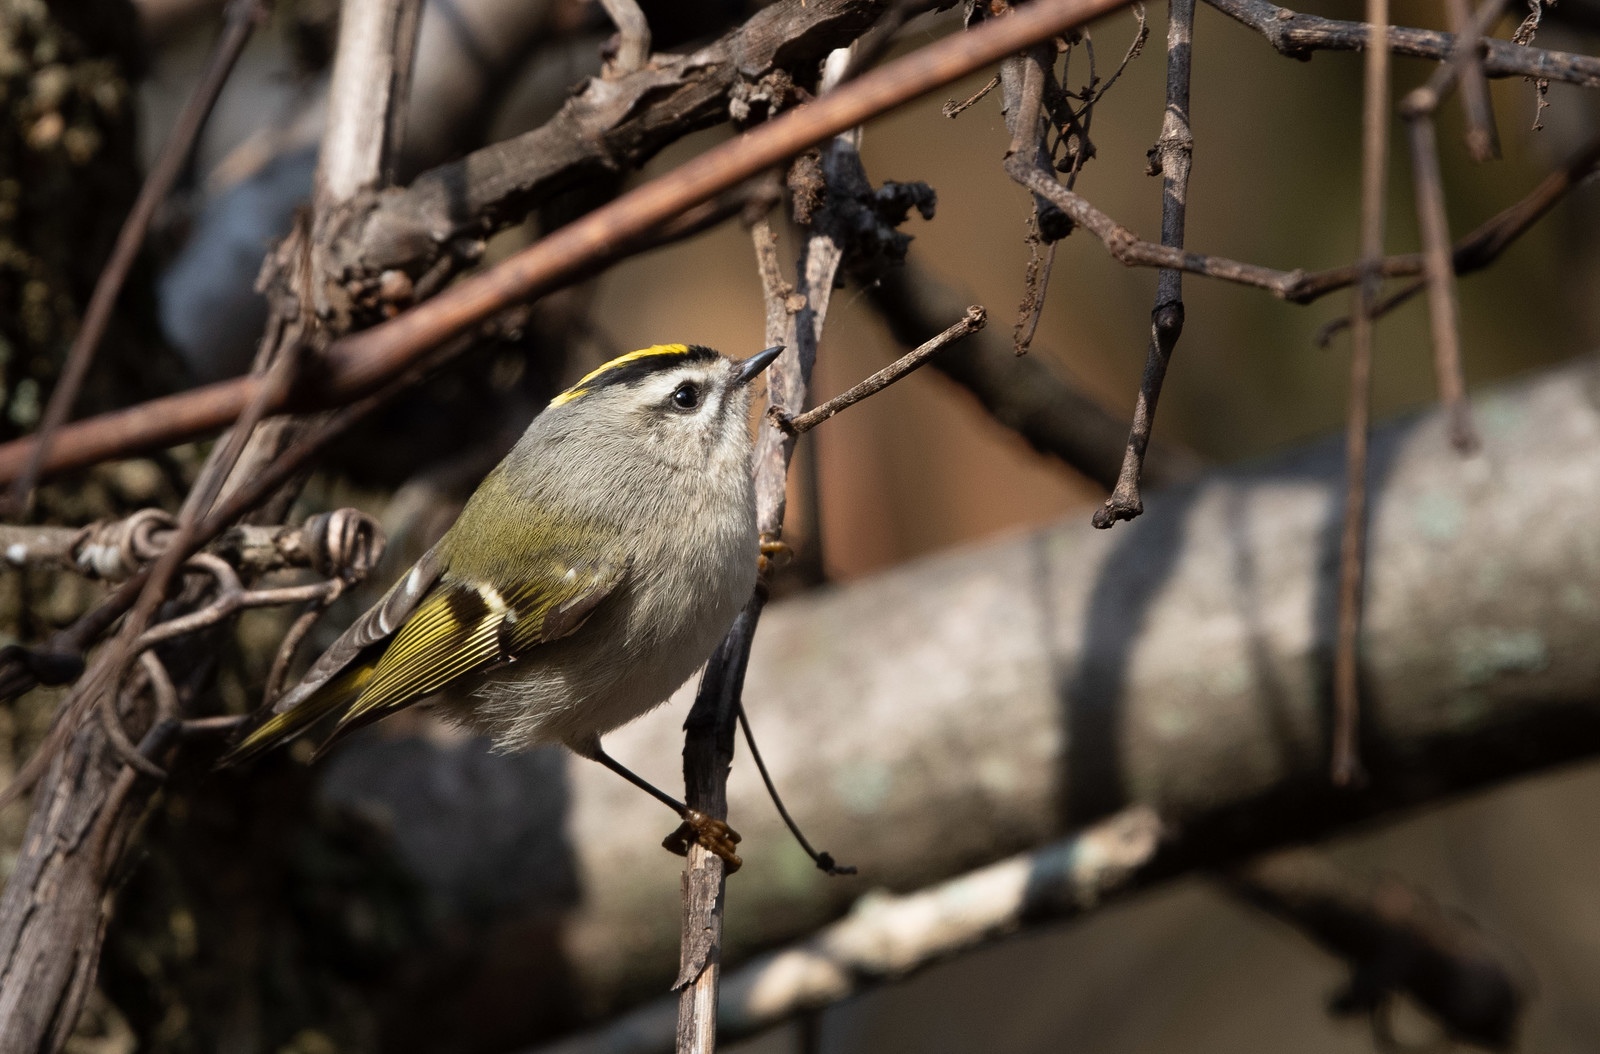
[734,345,785,386]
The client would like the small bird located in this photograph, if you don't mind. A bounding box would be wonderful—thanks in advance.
[221,342,784,865]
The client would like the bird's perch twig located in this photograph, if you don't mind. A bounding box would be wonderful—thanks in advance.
[778,306,986,435]
[675,35,894,1043]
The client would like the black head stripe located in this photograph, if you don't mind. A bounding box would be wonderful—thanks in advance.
[550,344,719,407]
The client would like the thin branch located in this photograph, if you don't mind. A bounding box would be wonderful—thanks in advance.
[1093,0,1195,528]
[1404,116,1479,452]
[1,0,270,518]
[598,0,652,77]
[735,703,853,876]
[942,75,999,117]
[675,43,876,1038]
[865,262,1203,490]
[1318,132,1600,344]
[999,41,1063,354]
[0,507,380,582]
[778,306,986,435]
[1385,0,1508,454]
[315,0,424,211]
[1332,0,1392,789]
[533,807,1164,1054]
[0,0,1133,486]
[1443,0,1503,162]
[1203,0,1600,88]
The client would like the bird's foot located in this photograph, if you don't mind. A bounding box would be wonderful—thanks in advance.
[758,535,793,575]
[663,809,743,873]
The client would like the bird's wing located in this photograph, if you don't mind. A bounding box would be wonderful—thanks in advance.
[274,543,446,715]
[325,548,629,735]
[217,545,446,766]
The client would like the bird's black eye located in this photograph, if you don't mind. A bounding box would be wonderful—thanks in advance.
[671,382,701,411]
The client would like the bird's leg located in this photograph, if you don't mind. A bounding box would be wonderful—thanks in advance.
[570,737,742,872]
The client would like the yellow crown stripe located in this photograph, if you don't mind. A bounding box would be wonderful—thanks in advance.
[549,344,691,407]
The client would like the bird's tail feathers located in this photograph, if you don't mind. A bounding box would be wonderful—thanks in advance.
[216,661,376,768]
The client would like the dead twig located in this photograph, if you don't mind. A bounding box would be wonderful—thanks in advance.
[1003,162,1489,307]
[943,75,999,116]
[1204,0,1600,87]
[999,41,1063,355]
[778,306,987,435]
[2,0,271,518]
[865,263,1203,490]
[1332,0,1392,789]
[1444,0,1502,162]
[1318,133,1600,344]
[0,507,381,582]
[1390,0,1509,454]
[1093,0,1195,528]
[1403,118,1479,452]
[675,43,880,1037]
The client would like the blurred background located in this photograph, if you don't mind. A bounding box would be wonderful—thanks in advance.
[2,0,1599,1051]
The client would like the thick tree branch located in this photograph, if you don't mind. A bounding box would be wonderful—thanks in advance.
[309,354,1600,1030]
[342,0,910,284]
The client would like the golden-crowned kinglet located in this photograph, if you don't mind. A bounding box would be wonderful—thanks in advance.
[222,343,784,864]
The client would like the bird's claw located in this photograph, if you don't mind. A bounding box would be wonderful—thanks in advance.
[663,809,743,873]
[758,536,793,575]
